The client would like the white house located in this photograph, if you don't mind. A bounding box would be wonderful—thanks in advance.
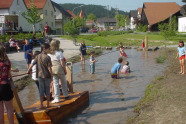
[0,0,30,32]
[52,1,71,34]
[178,16,186,32]
[97,17,116,31]
[129,10,138,30]
[24,0,55,32]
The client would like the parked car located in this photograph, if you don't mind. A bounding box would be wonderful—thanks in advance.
[91,28,98,33]
[80,28,89,33]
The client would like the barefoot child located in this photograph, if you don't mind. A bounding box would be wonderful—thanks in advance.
[80,40,87,64]
[176,40,186,75]
[111,57,123,79]
[120,46,127,58]
[90,51,97,74]
[121,61,130,74]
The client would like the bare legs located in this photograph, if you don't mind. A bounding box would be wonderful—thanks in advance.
[179,59,185,75]
[81,55,85,64]
[0,100,14,124]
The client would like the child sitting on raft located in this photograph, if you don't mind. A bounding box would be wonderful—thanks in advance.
[121,61,130,74]
[111,57,123,79]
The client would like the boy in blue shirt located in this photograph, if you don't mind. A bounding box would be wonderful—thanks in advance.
[23,39,33,68]
[111,57,123,79]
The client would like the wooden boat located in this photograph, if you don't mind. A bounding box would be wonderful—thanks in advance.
[4,63,90,124]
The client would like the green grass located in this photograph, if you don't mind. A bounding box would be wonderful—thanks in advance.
[62,33,186,47]
[156,56,166,64]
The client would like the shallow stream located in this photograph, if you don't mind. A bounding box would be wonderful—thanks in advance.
[18,49,165,124]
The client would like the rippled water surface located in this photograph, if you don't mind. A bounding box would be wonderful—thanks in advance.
[18,49,165,124]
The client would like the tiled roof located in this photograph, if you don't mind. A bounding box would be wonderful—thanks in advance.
[138,8,142,15]
[79,10,85,19]
[0,0,13,8]
[143,2,180,25]
[24,0,47,9]
[52,1,71,17]
[66,10,77,18]
[97,17,116,23]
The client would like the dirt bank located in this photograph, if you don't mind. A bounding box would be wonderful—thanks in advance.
[129,48,186,123]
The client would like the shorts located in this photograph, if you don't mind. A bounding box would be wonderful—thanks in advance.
[26,58,32,64]
[180,55,185,60]
[0,84,13,101]
[38,78,51,97]
[111,73,117,79]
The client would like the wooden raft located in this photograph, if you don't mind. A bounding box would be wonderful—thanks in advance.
[4,91,89,124]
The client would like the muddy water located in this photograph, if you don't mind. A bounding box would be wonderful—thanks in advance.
[66,49,165,124]
[18,49,164,124]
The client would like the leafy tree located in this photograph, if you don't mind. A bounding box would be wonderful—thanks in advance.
[115,14,125,28]
[158,16,177,40]
[87,13,97,21]
[21,0,43,34]
[74,17,85,28]
[64,21,78,35]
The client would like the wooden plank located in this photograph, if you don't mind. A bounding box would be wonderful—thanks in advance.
[23,91,89,123]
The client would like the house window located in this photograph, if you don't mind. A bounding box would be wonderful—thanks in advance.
[17,0,19,5]
[12,11,16,15]
[51,22,53,27]
[51,11,53,17]
[48,2,50,6]
[45,10,47,16]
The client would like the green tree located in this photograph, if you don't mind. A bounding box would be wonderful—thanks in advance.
[64,21,78,35]
[21,0,43,34]
[74,17,85,28]
[158,16,177,40]
[87,13,97,21]
[115,14,125,28]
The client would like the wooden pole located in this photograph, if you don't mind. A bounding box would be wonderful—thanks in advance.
[145,36,148,50]
[10,78,26,124]
[66,62,73,93]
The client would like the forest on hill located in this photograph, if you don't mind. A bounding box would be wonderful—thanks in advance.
[59,3,129,18]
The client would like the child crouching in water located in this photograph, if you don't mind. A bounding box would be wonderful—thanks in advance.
[111,57,123,79]
[176,40,186,75]
[90,51,97,74]
[121,61,130,74]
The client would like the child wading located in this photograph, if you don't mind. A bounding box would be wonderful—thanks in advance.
[24,39,33,69]
[90,51,97,74]
[80,40,87,64]
[176,40,186,75]
[111,57,123,79]
[121,61,130,74]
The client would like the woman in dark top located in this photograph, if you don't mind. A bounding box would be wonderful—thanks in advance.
[80,40,87,64]
[0,45,14,124]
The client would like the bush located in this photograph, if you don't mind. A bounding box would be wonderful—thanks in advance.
[137,24,148,32]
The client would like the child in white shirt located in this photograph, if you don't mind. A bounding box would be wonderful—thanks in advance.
[121,61,130,74]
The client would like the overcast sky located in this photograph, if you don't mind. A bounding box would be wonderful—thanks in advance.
[52,0,184,12]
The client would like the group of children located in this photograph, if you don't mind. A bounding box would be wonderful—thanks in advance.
[79,40,130,77]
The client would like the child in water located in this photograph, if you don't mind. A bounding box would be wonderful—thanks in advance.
[121,61,130,74]
[176,40,186,75]
[111,57,123,79]
[120,46,127,58]
[90,51,97,74]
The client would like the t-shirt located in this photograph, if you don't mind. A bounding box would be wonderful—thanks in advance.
[121,65,130,73]
[90,56,95,65]
[23,44,33,59]
[0,60,11,84]
[32,53,52,79]
[9,38,15,47]
[177,47,186,57]
[111,62,121,74]
[31,60,37,80]
[48,51,63,61]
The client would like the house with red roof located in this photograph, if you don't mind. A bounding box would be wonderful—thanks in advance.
[66,10,77,19]
[141,2,181,31]
[0,0,29,31]
[24,0,55,32]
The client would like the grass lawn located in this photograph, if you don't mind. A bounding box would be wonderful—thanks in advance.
[62,32,186,47]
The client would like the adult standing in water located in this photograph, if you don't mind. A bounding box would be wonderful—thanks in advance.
[48,40,69,103]
[80,40,87,64]
[0,44,18,124]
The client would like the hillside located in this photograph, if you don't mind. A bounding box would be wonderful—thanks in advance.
[59,3,129,18]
